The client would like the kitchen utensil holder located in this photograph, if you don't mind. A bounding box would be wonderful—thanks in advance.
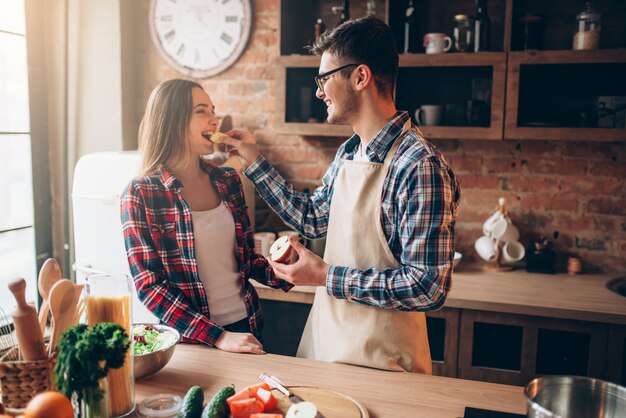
[0,346,55,412]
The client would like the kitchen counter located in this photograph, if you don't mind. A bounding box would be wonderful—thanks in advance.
[134,343,526,418]
[254,265,626,324]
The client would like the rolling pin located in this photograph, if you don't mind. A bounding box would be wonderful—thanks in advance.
[8,278,47,360]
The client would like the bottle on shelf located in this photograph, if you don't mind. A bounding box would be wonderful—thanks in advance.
[403,0,420,53]
[453,14,474,52]
[331,0,350,26]
[573,1,601,50]
[314,18,326,43]
[473,0,490,52]
[365,0,376,17]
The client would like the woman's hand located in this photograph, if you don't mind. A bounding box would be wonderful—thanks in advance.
[214,330,265,354]
[221,129,262,168]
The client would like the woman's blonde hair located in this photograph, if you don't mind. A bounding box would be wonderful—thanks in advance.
[139,79,203,175]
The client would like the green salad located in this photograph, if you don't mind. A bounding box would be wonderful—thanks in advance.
[132,324,177,355]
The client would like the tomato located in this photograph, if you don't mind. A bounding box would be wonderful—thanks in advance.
[227,388,252,409]
[24,391,73,418]
[254,387,278,412]
[229,398,263,418]
[245,382,271,397]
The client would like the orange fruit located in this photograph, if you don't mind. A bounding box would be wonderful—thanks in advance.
[24,391,73,418]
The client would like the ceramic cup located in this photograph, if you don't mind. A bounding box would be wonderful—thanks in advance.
[254,232,276,257]
[475,236,499,262]
[423,33,452,54]
[415,105,444,126]
[501,241,526,263]
[491,217,520,243]
[482,211,502,236]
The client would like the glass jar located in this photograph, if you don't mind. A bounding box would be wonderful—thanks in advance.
[138,394,183,418]
[453,14,474,52]
[79,377,110,418]
[86,273,135,417]
[573,2,601,50]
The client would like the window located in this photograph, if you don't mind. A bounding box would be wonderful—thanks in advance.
[0,0,38,309]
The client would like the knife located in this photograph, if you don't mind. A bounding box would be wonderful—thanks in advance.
[259,373,326,418]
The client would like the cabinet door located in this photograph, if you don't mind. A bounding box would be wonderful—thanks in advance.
[426,307,460,377]
[607,324,626,386]
[458,310,534,385]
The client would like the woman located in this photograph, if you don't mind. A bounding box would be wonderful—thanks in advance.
[121,79,291,354]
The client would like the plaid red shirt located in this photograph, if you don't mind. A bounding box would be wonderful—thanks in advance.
[120,161,291,346]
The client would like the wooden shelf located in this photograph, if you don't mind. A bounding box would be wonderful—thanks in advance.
[399,52,507,67]
[508,48,626,65]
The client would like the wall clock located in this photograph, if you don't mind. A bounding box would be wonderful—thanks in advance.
[149,0,253,78]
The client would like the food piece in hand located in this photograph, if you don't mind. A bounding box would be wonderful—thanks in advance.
[285,401,317,418]
[210,132,229,144]
[269,235,293,263]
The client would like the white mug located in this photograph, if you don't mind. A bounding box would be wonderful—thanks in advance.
[423,33,452,54]
[254,232,276,257]
[501,241,526,264]
[475,236,499,262]
[415,105,443,126]
[491,217,520,243]
[482,211,502,236]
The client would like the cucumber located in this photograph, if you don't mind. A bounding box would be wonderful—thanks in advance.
[177,385,204,418]
[201,385,236,418]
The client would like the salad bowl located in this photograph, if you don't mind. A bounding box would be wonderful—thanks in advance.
[132,323,180,380]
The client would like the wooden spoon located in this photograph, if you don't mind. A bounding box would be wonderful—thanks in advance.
[37,258,63,334]
[47,279,77,356]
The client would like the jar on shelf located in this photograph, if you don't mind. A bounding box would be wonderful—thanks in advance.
[453,14,474,52]
[573,2,601,50]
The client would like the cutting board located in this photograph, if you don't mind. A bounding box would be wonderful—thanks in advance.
[272,386,369,418]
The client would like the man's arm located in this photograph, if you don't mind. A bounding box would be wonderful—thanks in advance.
[221,130,341,239]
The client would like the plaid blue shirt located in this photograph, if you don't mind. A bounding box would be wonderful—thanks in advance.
[244,111,460,311]
[121,161,291,346]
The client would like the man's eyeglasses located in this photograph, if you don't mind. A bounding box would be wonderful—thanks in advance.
[314,63,359,93]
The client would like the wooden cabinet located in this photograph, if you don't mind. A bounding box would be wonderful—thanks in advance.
[276,0,626,141]
[458,310,609,386]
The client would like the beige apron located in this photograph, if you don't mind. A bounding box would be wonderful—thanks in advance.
[297,122,432,373]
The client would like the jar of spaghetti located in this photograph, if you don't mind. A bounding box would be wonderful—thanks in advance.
[573,2,601,50]
[86,273,135,417]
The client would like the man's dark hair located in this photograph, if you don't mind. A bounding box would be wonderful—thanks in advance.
[308,16,398,98]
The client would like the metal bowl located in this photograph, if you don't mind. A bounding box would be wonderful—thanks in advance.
[132,324,180,380]
[525,375,626,418]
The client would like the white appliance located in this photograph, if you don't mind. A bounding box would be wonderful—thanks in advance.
[72,151,157,324]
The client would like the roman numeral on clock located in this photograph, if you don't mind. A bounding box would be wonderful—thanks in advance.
[225,15,238,23]
[177,43,185,57]
[164,29,176,42]
[160,14,173,22]
[220,32,233,45]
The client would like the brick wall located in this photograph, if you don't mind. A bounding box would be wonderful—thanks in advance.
[134,0,626,272]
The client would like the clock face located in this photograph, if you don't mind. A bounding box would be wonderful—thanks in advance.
[149,0,252,78]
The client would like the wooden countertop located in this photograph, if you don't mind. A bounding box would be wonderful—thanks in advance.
[254,265,626,324]
[134,344,526,418]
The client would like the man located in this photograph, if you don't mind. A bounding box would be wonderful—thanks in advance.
[222,16,460,373]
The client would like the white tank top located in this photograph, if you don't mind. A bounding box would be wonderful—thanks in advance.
[191,202,247,326]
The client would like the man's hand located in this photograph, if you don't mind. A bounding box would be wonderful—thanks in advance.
[221,129,262,168]
[214,330,265,354]
[268,236,329,287]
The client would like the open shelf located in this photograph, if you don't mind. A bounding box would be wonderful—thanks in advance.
[505,49,626,141]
